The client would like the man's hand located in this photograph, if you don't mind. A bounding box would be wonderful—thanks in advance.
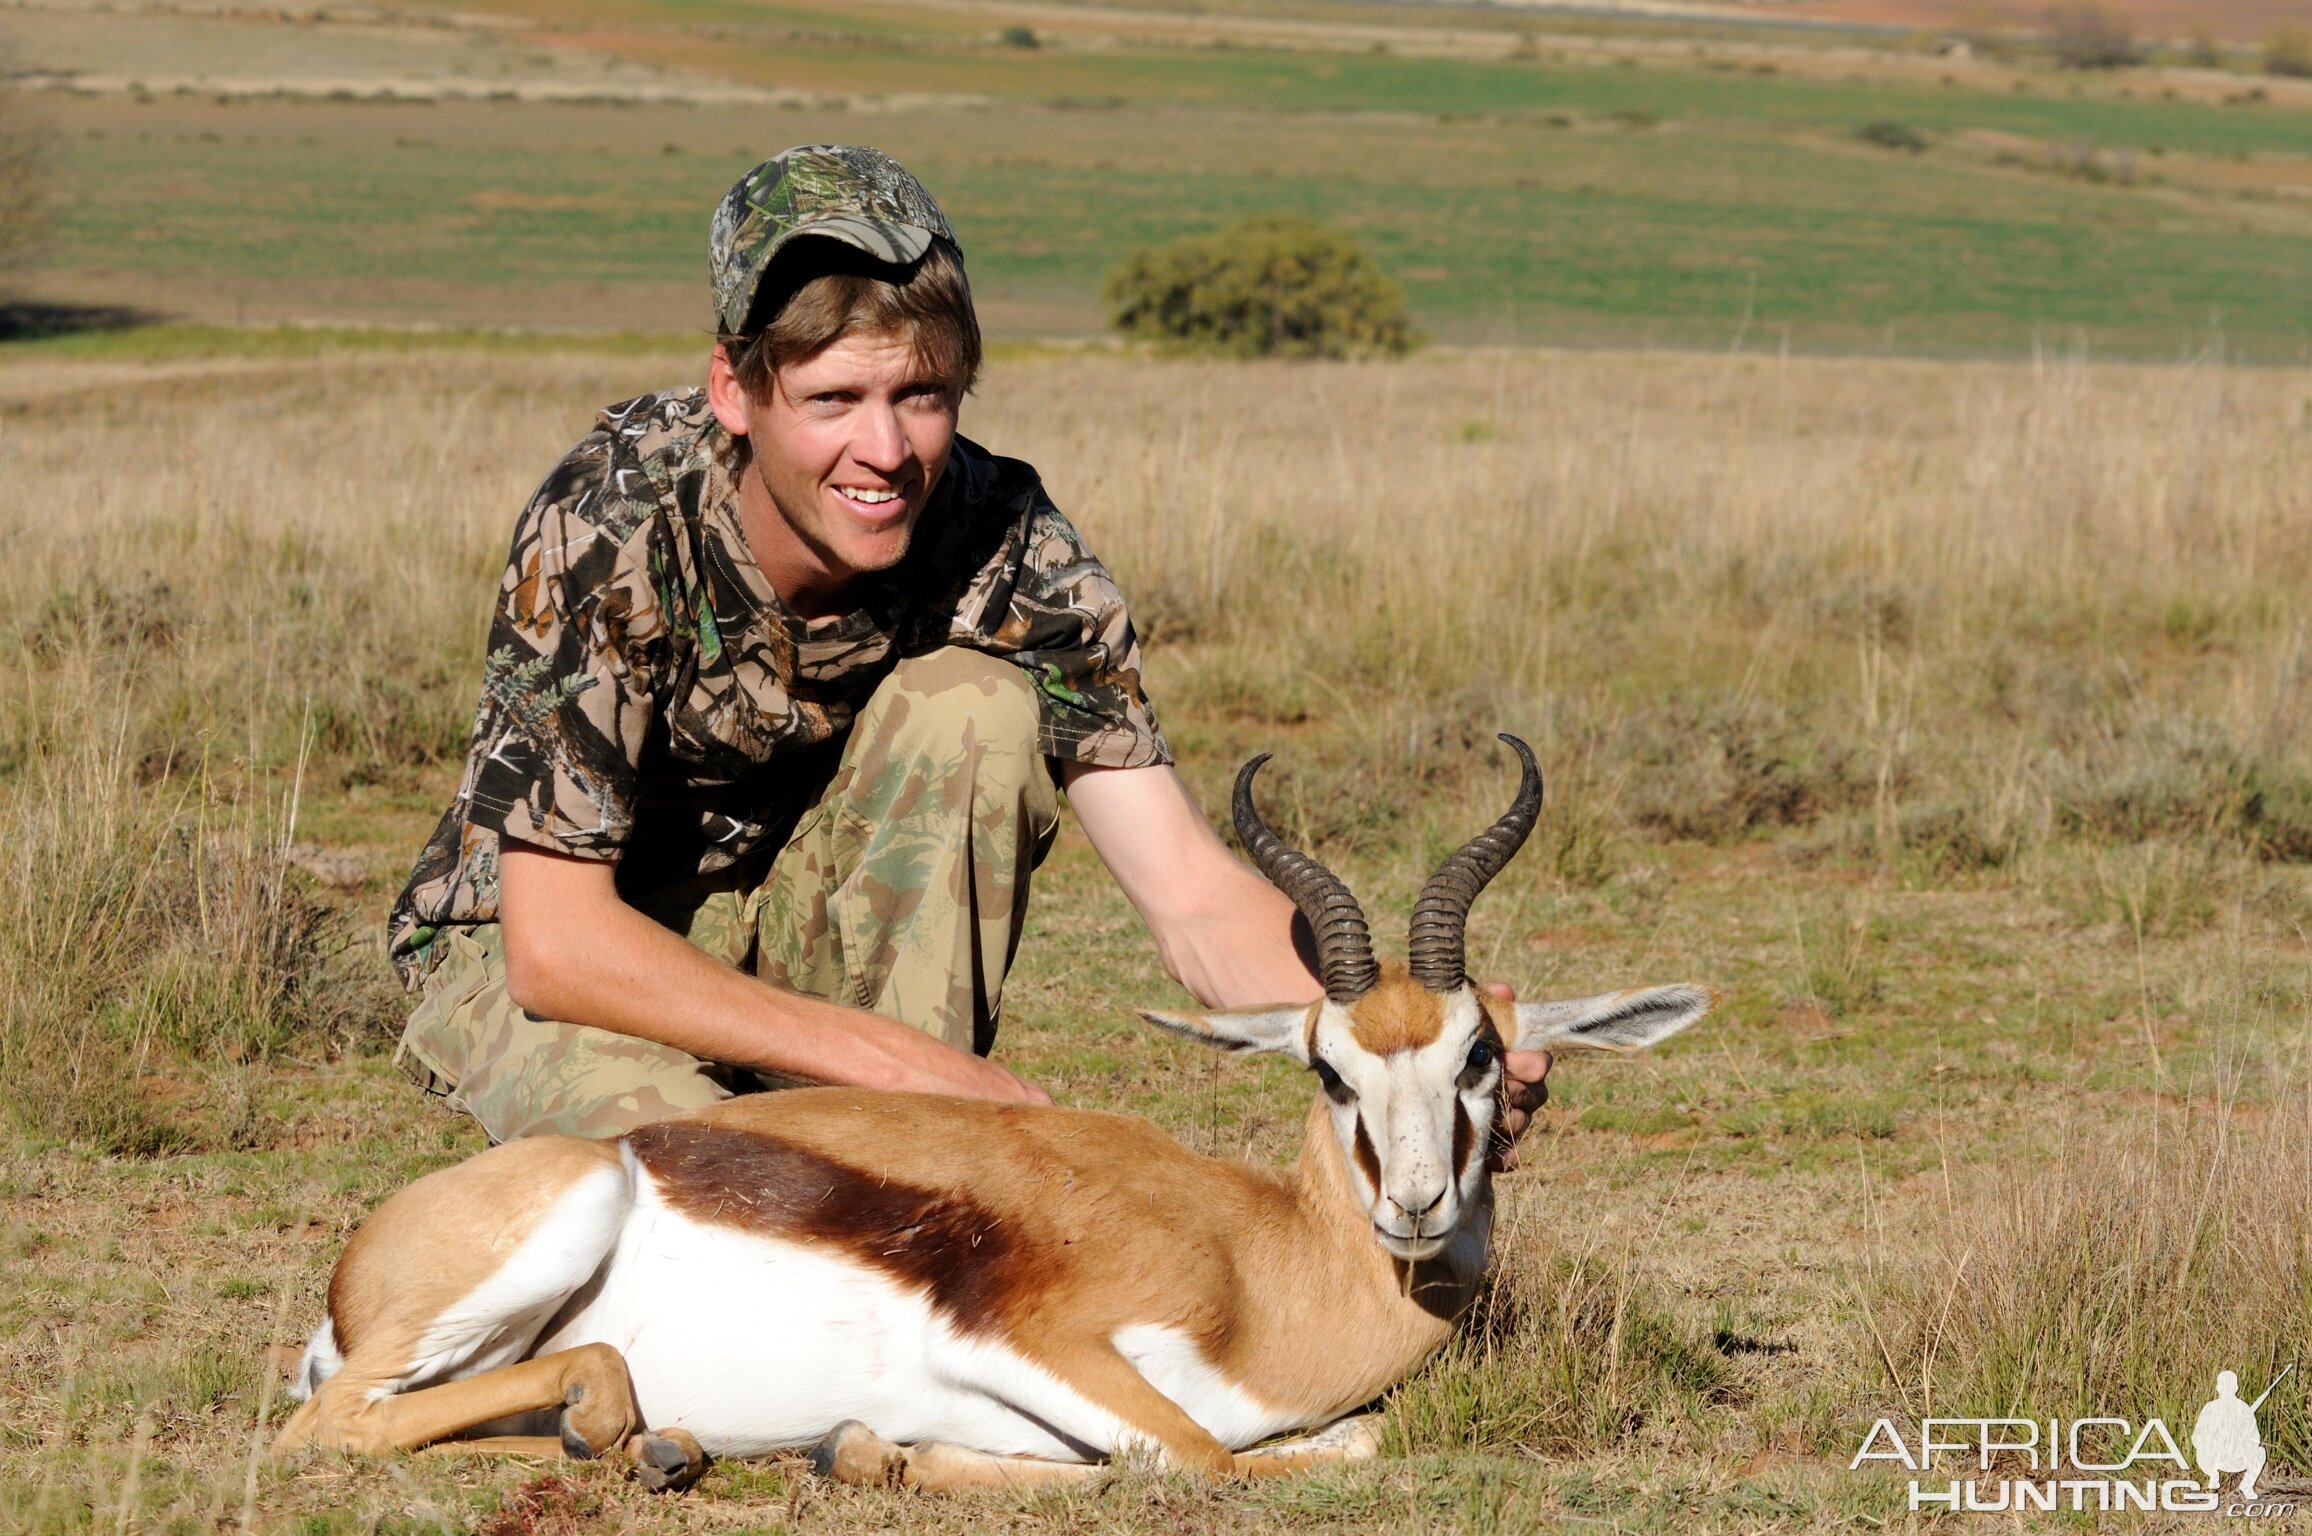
[1482,980,1551,1171]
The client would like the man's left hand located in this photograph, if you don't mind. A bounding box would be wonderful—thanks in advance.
[1483,980,1551,1172]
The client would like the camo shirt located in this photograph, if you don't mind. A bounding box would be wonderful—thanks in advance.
[388,387,1167,982]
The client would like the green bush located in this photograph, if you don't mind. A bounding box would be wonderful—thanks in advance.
[2268,24,2312,78]
[1104,216,1417,359]
[1855,119,1928,152]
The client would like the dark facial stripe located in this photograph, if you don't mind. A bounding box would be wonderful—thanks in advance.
[1351,1115,1382,1192]
[627,1120,1033,1336]
[1451,1099,1474,1179]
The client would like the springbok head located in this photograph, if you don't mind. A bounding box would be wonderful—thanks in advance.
[1145,734,1712,1262]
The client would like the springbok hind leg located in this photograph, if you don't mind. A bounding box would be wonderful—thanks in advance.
[284,1343,638,1459]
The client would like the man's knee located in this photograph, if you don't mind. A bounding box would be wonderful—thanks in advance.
[877,647,1042,758]
[854,648,1053,823]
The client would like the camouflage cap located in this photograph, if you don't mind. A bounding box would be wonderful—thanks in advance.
[709,145,961,334]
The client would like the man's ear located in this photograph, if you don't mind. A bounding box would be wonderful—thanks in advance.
[1139,1004,1315,1064]
[1513,985,1714,1053]
[706,343,754,438]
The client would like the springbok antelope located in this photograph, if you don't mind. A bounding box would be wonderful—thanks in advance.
[274,736,1711,1493]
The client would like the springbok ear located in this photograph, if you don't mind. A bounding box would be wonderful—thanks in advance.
[1139,1004,1315,1063]
[1513,984,1714,1053]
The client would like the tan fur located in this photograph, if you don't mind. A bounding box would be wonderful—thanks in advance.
[1340,965,1450,1055]
[277,1137,633,1456]
[280,993,1488,1483]
[647,1086,1473,1426]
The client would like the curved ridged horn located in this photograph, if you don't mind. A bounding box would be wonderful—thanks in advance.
[1406,734,1544,992]
[1233,754,1380,1005]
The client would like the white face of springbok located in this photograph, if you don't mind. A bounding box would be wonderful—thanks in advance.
[1145,734,1713,1263]
[1145,973,1712,1262]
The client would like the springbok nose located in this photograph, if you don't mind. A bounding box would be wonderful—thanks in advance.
[1394,1183,1447,1223]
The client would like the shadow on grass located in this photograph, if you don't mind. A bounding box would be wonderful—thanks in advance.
[0,301,163,343]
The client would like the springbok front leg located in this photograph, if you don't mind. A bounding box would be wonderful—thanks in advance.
[810,1422,1108,1492]
[811,1415,1381,1494]
[1230,1413,1384,1477]
[812,1334,1244,1492]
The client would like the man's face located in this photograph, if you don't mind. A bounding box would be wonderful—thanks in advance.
[709,330,959,616]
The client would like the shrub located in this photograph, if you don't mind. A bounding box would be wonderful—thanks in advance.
[1104,216,1417,359]
[996,24,1038,49]
[2045,1,2137,69]
[1855,119,1928,152]
[2268,24,2312,78]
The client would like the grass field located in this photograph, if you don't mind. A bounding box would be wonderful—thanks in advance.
[6,0,2312,1527]
[3,332,2311,1530]
[9,0,2312,353]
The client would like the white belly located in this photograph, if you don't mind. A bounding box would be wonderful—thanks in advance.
[532,1176,1118,1459]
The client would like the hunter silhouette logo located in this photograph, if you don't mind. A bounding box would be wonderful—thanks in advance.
[1852,1363,2299,1516]
[2194,1367,2291,1498]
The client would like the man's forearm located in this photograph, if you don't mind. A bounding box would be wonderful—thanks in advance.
[1063,763,1321,1008]
[1149,860,1323,1009]
[497,847,1046,1103]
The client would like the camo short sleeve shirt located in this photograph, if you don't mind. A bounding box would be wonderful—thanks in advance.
[388,387,1167,982]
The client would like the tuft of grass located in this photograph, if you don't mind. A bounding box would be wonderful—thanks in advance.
[1889,1074,2312,1472]
[0,724,341,1154]
[1387,1236,1730,1457]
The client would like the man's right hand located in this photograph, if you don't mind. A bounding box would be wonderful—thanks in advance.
[498,844,1049,1107]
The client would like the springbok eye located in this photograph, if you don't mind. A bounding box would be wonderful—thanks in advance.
[1312,1058,1356,1106]
[1459,1037,1499,1089]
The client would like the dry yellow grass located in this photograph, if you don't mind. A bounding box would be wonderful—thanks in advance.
[2,339,2309,1530]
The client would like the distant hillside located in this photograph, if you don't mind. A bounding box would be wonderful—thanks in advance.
[1718,0,2311,43]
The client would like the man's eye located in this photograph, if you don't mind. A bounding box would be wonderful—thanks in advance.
[1313,1058,1356,1105]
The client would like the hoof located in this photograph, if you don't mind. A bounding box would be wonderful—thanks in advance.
[809,1420,904,1488]
[558,1373,638,1460]
[559,1414,601,1461]
[627,1428,707,1493]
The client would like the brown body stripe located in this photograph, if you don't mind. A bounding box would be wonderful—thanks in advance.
[626,1119,1034,1337]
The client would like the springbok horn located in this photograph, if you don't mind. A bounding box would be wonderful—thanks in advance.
[1406,734,1544,993]
[1233,754,1380,1005]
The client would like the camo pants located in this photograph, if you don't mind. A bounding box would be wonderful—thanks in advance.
[395,648,1061,1143]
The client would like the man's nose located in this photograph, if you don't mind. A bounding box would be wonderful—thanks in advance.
[852,405,908,472]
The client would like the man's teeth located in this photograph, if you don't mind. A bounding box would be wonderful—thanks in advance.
[846,488,900,504]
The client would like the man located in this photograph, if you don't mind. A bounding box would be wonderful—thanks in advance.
[388,145,1549,1147]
